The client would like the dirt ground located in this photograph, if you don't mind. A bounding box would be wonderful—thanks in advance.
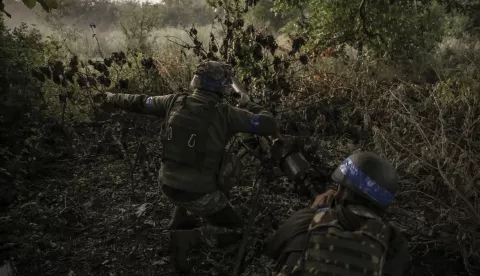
[1,130,479,276]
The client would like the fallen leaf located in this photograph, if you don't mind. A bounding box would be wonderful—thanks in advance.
[135,203,148,217]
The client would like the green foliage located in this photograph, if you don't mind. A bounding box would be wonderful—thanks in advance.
[30,49,196,120]
[181,0,310,112]
[159,0,216,27]
[44,0,119,32]
[271,0,450,60]
[0,16,49,206]
[21,0,36,9]
[433,34,480,100]
[117,1,163,54]
[0,18,44,104]
[242,0,297,32]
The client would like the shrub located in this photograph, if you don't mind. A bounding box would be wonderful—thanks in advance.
[0,17,48,210]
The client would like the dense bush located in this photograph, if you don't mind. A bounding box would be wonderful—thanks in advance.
[1,0,480,274]
[271,0,477,60]
[0,15,89,216]
[0,17,47,210]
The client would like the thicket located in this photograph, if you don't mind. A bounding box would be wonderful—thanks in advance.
[1,0,480,275]
[0,19,49,211]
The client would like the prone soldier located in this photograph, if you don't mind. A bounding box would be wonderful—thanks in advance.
[266,151,410,276]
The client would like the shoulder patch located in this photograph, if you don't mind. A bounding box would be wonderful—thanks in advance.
[250,114,260,131]
[146,97,153,106]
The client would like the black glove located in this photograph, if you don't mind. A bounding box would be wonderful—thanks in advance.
[93,91,114,110]
[236,92,251,108]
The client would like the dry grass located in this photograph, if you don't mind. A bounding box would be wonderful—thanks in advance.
[281,58,480,274]
[2,17,480,274]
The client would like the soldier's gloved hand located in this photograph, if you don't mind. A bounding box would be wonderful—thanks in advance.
[235,92,251,108]
[310,189,336,210]
[93,91,114,110]
[92,91,107,102]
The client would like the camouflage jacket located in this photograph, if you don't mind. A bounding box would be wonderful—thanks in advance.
[266,205,409,276]
[106,89,278,193]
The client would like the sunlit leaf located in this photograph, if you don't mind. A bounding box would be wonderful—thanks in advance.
[36,0,58,12]
[0,1,12,18]
[22,0,37,9]
[43,0,58,9]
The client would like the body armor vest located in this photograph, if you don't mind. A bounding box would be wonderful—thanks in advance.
[162,94,223,171]
[286,206,391,276]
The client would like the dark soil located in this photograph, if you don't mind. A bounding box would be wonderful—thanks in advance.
[1,128,478,276]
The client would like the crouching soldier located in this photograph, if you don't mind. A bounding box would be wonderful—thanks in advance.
[266,151,410,276]
[95,60,279,272]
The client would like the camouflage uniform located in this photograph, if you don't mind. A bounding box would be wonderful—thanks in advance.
[104,85,277,213]
[102,61,278,271]
[266,152,410,276]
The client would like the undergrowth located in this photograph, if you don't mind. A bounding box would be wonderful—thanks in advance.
[1,3,480,275]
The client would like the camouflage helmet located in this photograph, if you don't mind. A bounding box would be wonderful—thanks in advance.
[331,151,399,209]
[190,61,234,97]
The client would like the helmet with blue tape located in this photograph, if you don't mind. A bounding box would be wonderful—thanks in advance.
[190,61,234,97]
[332,151,399,209]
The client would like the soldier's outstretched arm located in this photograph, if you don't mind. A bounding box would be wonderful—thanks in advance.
[228,102,278,136]
[103,92,175,117]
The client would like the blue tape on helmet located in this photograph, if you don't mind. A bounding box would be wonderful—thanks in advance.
[317,207,329,212]
[250,114,260,131]
[200,76,231,88]
[340,157,394,206]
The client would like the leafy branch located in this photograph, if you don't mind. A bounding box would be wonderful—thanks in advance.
[173,0,310,112]
[0,0,58,18]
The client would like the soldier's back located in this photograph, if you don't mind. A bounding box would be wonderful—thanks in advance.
[160,91,233,194]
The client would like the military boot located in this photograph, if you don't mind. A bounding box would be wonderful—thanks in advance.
[167,206,198,230]
[169,229,202,273]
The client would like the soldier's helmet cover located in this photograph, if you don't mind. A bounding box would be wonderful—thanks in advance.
[190,61,234,97]
[331,151,399,209]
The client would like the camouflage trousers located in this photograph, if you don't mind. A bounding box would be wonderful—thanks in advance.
[162,187,242,248]
[162,188,231,217]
